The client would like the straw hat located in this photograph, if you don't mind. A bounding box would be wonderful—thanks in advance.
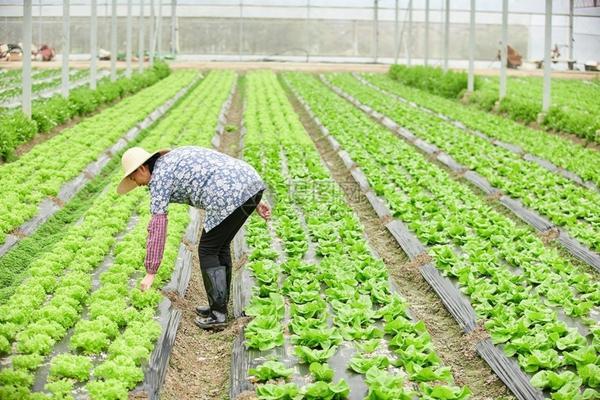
[117,147,168,195]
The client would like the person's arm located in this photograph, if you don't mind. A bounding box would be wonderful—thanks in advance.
[140,213,168,291]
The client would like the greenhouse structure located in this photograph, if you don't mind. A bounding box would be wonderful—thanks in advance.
[0,1,599,400]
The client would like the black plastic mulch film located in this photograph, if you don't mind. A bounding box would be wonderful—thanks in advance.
[136,79,236,399]
[229,98,435,398]
[322,74,600,273]
[0,78,200,260]
[291,77,546,400]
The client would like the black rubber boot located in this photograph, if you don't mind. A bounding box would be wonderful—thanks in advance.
[195,265,232,318]
[194,305,211,318]
[195,265,229,330]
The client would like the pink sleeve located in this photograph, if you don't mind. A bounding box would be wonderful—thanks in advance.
[145,214,168,274]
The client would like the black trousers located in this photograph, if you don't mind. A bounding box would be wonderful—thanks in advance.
[198,190,263,271]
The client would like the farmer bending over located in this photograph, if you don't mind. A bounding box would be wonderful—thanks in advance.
[117,146,271,329]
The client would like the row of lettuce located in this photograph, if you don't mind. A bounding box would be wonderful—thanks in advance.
[0,69,90,103]
[284,71,600,399]
[240,70,471,399]
[0,61,170,161]
[0,71,237,400]
[389,64,600,143]
[0,69,67,88]
[326,72,600,254]
[0,68,196,251]
[362,72,600,189]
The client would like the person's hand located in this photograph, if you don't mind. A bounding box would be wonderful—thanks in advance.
[256,201,271,220]
[140,273,156,292]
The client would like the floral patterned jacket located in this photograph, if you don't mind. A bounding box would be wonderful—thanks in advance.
[143,146,265,274]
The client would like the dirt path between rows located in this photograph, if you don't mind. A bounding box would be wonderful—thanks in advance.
[160,76,246,400]
[280,75,515,400]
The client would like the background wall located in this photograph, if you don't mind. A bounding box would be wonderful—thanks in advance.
[0,0,597,67]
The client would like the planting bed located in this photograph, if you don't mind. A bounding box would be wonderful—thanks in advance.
[1,66,598,400]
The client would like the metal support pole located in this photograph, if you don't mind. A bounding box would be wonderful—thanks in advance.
[499,0,508,99]
[238,0,243,61]
[110,0,117,81]
[467,0,475,92]
[543,0,552,112]
[443,0,449,71]
[424,0,429,66]
[157,0,163,57]
[23,0,32,117]
[149,0,155,66]
[305,0,310,63]
[407,0,412,65]
[126,0,132,77]
[568,0,574,64]
[394,0,398,64]
[61,0,70,97]
[90,0,97,89]
[373,0,379,63]
[139,0,145,72]
[171,0,177,56]
[38,1,42,47]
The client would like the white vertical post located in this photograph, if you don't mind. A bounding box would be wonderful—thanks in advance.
[407,0,412,65]
[90,0,97,90]
[394,0,398,64]
[238,0,243,61]
[62,0,70,97]
[305,0,310,62]
[543,0,552,112]
[149,0,155,66]
[171,0,177,56]
[110,0,117,81]
[424,0,429,66]
[139,0,145,72]
[568,0,574,64]
[443,0,449,71]
[157,0,163,58]
[126,0,132,77]
[373,0,379,63]
[23,0,32,117]
[38,1,42,47]
[499,0,508,99]
[467,0,475,92]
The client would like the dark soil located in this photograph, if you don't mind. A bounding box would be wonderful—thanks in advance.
[282,76,515,400]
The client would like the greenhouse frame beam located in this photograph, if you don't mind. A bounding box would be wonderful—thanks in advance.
[443,0,449,71]
[468,0,475,92]
[157,0,163,57]
[543,0,552,111]
[149,0,155,66]
[569,0,574,62]
[111,0,117,81]
[373,0,379,63]
[126,0,132,77]
[139,0,145,72]
[23,0,32,117]
[90,0,97,90]
[407,0,412,66]
[424,0,429,66]
[62,0,70,97]
[305,0,310,63]
[499,0,508,99]
[238,0,243,61]
[394,0,398,64]
[171,0,177,56]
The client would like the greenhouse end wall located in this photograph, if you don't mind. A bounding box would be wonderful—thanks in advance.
[0,16,527,61]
